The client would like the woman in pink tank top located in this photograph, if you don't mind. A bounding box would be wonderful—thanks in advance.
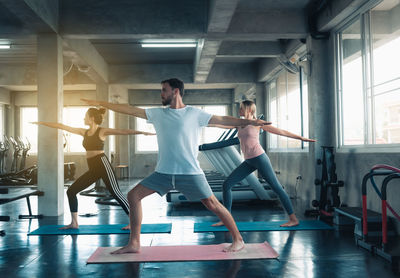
[211,100,315,227]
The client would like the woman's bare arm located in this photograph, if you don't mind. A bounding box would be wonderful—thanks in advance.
[262,125,316,142]
[31,122,86,136]
[207,123,237,129]
[101,128,155,136]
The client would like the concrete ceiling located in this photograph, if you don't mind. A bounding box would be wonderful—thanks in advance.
[0,0,384,92]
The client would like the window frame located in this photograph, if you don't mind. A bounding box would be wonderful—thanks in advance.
[267,66,310,152]
[134,106,159,154]
[20,106,38,154]
[62,106,90,154]
[20,106,105,155]
[335,5,400,152]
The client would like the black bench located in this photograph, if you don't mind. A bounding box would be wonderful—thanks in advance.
[0,187,44,221]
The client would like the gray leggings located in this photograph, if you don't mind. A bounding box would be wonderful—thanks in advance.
[222,153,294,215]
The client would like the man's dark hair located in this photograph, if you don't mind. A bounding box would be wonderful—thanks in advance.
[161,78,184,97]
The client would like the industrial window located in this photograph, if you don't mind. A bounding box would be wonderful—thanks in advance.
[135,105,228,153]
[62,106,89,153]
[20,107,38,153]
[20,106,97,153]
[196,105,228,144]
[135,106,158,152]
[268,67,309,150]
[336,0,400,146]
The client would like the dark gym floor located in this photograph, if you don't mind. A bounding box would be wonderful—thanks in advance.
[0,179,399,278]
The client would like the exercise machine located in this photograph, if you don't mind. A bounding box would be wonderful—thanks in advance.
[17,137,30,171]
[166,127,277,203]
[305,146,344,220]
[0,136,10,174]
[355,165,400,273]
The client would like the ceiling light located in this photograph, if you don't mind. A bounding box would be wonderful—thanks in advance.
[141,39,196,43]
[0,45,10,49]
[141,43,196,48]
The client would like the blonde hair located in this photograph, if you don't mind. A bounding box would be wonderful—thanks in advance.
[240,100,256,119]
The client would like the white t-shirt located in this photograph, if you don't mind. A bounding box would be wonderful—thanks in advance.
[145,106,212,174]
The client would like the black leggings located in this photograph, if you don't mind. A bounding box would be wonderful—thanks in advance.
[66,153,129,214]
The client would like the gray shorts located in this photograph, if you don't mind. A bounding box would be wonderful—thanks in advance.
[139,172,213,201]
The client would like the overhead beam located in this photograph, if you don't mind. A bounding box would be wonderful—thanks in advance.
[258,58,282,82]
[60,0,207,36]
[129,89,233,105]
[0,63,256,86]
[317,0,380,32]
[208,0,240,33]
[110,64,193,84]
[63,39,108,83]
[62,33,307,41]
[194,0,240,83]
[0,64,93,86]
[0,0,58,33]
[206,62,257,83]
[233,84,256,102]
[109,63,255,84]
[228,10,308,37]
[194,40,222,83]
[217,41,282,58]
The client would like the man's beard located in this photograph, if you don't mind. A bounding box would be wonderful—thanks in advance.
[162,95,172,106]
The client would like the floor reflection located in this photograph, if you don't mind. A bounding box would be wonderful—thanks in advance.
[0,179,399,277]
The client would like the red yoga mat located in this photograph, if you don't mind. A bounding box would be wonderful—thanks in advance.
[87,241,278,263]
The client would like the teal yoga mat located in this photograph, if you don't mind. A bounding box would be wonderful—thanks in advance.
[194,220,333,232]
[28,223,172,235]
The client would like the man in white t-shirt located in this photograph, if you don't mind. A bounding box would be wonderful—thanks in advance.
[82,78,270,254]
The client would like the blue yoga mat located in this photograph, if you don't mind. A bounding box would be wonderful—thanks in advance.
[28,223,172,235]
[194,220,333,232]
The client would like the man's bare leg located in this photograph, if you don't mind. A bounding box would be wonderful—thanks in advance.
[59,212,79,229]
[280,213,299,227]
[111,184,155,254]
[201,195,244,252]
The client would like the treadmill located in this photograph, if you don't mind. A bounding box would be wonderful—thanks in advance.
[166,128,277,203]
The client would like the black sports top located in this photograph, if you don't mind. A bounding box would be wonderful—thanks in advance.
[82,128,104,151]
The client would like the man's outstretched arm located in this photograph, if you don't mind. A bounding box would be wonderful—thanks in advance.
[208,115,271,127]
[81,99,147,119]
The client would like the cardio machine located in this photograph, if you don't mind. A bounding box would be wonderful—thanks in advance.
[166,124,277,203]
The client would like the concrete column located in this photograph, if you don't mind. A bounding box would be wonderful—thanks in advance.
[96,82,110,186]
[117,113,130,166]
[307,34,335,179]
[96,82,110,157]
[37,34,64,216]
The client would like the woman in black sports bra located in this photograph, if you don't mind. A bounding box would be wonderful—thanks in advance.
[32,107,154,229]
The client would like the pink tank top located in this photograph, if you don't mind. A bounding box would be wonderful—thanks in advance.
[237,126,265,159]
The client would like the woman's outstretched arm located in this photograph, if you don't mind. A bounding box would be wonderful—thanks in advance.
[101,128,155,136]
[31,122,86,136]
[207,123,237,129]
[262,125,316,142]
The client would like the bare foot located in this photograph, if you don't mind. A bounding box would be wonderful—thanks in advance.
[280,220,299,227]
[111,242,141,254]
[59,223,78,230]
[223,240,245,252]
[211,221,224,227]
[121,224,130,230]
